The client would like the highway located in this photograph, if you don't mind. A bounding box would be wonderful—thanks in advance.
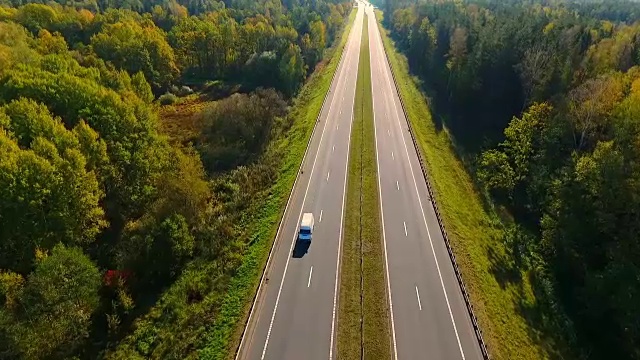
[365,4,484,360]
[235,4,364,360]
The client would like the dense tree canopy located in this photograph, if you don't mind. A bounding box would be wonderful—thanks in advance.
[0,99,106,273]
[1,244,101,359]
[91,19,180,90]
[0,0,350,357]
[386,0,640,358]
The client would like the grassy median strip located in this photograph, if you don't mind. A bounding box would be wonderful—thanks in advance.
[337,13,391,360]
[375,10,548,360]
[198,9,358,360]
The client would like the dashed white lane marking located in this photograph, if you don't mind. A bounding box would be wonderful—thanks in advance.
[333,145,335,152]
[416,286,422,310]
[308,266,313,288]
[403,221,407,237]
[260,11,361,357]
[391,151,394,160]
[387,129,390,137]
[396,181,399,191]
[320,209,323,223]
[327,171,330,182]
[372,16,466,359]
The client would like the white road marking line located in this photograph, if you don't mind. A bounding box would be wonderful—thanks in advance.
[333,145,335,152]
[327,171,330,182]
[415,286,422,310]
[370,21,398,359]
[337,124,339,130]
[330,12,363,360]
[396,181,399,191]
[387,129,390,137]
[308,266,313,288]
[259,14,359,357]
[391,151,394,160]
[374,18,466,360]
[404,221,407,237]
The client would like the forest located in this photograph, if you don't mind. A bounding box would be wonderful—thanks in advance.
[0,0,351,358]
[383,0,640,358]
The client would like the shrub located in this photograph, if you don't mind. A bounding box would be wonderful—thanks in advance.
[159,92,178,105]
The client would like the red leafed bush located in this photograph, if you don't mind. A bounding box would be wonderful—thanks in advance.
[103,270,131,287]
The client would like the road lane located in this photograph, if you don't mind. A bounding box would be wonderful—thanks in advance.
[236,5,364,360]
[366,5,484,360]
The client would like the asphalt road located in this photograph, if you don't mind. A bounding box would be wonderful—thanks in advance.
[236,5,364,360]
[366,5,485,360]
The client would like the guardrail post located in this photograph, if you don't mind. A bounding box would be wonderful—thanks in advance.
[375,17,491,360]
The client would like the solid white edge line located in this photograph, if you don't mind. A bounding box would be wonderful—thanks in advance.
[329,8,363,360]
[373,14,467,360]
[236,8,356,359]
[369,11,399,360]
[415,286,422,311]
[308,266,313,288]
[259,10,360,359]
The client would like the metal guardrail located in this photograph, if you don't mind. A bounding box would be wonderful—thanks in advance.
[376,20,491,360]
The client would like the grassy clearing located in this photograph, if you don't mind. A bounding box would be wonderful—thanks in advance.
[337,13,391,360]
[374,11,550,360]
[197,9,359,360]
[157,94,208,145]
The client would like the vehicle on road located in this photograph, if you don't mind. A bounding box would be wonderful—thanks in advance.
[298,213,314,242]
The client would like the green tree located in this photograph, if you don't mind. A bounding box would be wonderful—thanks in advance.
[35,29,68,55]
[0,99,106,273]
[14,4,58,35]
[168,15,224,77]
[0,63,169,220]
[0,22,38,72]
[278,42,305,96]
[91,20,179,91]
[2,244,101,359]
[302,20,325,70]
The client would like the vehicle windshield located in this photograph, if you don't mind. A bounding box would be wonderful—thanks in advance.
[300,228,311,235]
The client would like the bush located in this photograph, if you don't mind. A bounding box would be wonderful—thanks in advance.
[178,86,193,96]
[159,92,178,105]
[197,88,287,173]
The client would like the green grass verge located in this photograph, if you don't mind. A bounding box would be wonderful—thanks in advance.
[374,10,552,360]
[196,9,359,360]
[337,13,391,360]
